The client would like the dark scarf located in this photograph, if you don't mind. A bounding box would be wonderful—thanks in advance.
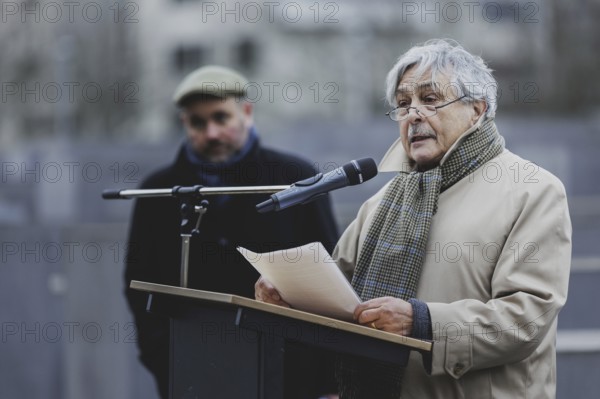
[337,118,505,398]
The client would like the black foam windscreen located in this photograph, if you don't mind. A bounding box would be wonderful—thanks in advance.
[343,158,378,185]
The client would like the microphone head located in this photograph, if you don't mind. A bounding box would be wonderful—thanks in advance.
[343,158,378,185]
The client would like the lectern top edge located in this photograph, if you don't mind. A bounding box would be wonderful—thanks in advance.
[130,280,432,352]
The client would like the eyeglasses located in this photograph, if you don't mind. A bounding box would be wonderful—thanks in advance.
[386,95,467,121]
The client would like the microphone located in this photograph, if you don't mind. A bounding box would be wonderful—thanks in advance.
[256,158,377,213]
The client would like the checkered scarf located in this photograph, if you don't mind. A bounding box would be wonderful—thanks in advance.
[337,118,504,398]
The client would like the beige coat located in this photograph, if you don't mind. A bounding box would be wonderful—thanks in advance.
[334,121,572,398]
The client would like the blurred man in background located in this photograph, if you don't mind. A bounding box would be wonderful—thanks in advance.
[125,65,339,398]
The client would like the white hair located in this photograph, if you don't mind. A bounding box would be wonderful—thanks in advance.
[385,39,497,118]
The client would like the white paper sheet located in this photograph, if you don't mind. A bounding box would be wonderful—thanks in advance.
[237,242,361,321]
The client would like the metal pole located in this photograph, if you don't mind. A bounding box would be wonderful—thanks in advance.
[180,235,191,287]
[102,185,290,199]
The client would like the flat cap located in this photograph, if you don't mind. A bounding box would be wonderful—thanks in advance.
[173,65,249,105]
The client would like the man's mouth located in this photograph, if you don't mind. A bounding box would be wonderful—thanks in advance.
[410,135,435,144]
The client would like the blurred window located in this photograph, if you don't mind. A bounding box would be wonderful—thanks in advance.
[235,39,258,73]
[173,46,207,74]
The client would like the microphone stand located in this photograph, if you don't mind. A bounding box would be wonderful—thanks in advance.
[102,185,289,287]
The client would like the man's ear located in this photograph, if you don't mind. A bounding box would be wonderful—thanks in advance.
[241,101,254,127]
[242,101,253,116]
[179,110,187,123]
[470,100,487,124]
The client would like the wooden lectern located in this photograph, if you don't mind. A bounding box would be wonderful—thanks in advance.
[131,280,432,399]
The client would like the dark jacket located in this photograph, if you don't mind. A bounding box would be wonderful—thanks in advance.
[125,139,339,398]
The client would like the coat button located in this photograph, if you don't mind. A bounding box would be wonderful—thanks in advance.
[218,237,229,246]
[453,363,465,375]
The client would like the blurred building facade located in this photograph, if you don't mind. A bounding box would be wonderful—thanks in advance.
[1,0,599,143]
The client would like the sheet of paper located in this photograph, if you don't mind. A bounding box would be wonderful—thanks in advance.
[237,242,361,321]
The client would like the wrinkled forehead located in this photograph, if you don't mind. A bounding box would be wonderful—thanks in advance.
[395,66,457,98]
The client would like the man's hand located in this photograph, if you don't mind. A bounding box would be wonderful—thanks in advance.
[354,296,413,336]
[254,277,290,307]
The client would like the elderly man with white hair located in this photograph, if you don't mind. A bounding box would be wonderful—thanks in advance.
[256,39,572,398]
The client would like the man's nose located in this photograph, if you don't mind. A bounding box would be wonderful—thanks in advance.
[406,107,423,124]
[205,121,221,139]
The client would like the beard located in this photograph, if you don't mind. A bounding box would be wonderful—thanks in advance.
[190,118,248,163]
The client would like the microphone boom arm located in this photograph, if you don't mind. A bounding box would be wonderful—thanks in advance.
[102,185,290,200]
[102,184,289,288]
